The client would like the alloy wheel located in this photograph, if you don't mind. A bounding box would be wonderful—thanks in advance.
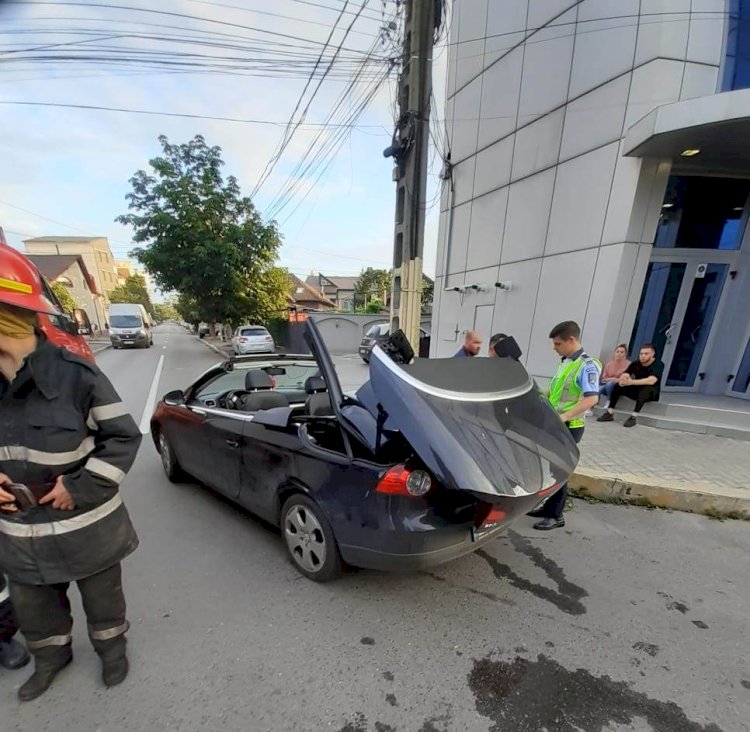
[283,504,327,574]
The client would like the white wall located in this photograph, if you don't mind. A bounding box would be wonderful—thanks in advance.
[432,0,726,377]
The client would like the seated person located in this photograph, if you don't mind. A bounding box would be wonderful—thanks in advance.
[599,344,630,405]
[597,344,663,428]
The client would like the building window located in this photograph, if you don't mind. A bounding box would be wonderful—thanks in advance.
[654,175,749,250]
[721,0,750,91]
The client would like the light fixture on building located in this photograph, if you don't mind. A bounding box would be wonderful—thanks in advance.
[680,149,701,157]
[662,203,674,209]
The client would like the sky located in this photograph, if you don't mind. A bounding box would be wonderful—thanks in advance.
[0,0,447,291]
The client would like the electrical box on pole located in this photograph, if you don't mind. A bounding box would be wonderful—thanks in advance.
[386,0,438,353]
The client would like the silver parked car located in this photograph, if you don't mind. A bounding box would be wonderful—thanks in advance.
[232,325,275,355]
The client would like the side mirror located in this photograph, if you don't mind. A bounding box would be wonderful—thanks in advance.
[63,317,80,336]
[252,406,291,429]
[163,389,185,406]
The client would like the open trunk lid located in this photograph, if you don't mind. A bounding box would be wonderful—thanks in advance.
[364,347,580,502]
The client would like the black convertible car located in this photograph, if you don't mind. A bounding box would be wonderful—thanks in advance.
[151,321,579,581]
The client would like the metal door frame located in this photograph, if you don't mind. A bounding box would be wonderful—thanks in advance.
[648,250,736,392]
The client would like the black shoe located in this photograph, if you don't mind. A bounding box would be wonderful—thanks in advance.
[533,517,565,531]
[623,416,637,428]
[597,412,614,422]
[526,507,547,517]
[0,639,30,670]
[18,650,73,702]
[102,654,129,687]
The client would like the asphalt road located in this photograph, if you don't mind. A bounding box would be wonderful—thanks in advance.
[4,325,749,732]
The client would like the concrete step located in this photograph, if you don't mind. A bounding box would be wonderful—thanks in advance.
[593,405,750,441]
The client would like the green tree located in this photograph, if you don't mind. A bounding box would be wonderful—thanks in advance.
[354,267,391,308]
[109,274,154,316]
[50,281,77,316]
[152,303,180,323]
[117,134,286,326]
[421,274,434,313]
[174,292,201,328]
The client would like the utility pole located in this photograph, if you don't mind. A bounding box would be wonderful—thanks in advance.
[386,0,438,352]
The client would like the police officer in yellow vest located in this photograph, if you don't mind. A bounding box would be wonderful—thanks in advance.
[529,321,601,530]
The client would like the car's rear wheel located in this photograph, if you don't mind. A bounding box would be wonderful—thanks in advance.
[159,431,184,483]
[281,495,342,582]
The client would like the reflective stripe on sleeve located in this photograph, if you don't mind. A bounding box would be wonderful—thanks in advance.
[90,402,129,423]
[85,457,126,485]
[0,436,95,466]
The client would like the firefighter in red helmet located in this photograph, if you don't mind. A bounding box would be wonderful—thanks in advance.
[0,244,141,701]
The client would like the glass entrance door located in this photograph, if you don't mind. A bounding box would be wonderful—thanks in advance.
[665,264,729,387]
[630,260,730,391]
[729,333,750,399]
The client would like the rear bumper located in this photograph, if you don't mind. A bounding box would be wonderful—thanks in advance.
[338,522,508,572]
[110,334,149,347]
[235,344,275,354]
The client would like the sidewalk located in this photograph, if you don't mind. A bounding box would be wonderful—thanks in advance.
[570,420,750,520]
[198,341,749,520]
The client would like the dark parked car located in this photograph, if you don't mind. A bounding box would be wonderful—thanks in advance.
[151,321,579,582]
[359,323,431,362]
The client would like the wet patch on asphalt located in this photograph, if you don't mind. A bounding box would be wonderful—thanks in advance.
[468,654,723,732]
[337,706,453,732]
[741,679,750,690]
[658,592,709,629]
[659,591,689,614]
[477,530,588,616]
[632,641,659,657]
[421,571,515,605]
[385,694,397,707]
[360,636,375,646]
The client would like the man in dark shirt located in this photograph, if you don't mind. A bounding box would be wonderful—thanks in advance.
[597,343,663,427]
[454,330,482,357]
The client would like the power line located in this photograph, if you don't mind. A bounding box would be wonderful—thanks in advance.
[0,100,393,130]
[5,1,384,57]
[250,0,359,199]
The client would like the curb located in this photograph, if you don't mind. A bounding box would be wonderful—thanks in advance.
[199,338,231,358]
[92,343,112,355]
[569,470,750,520]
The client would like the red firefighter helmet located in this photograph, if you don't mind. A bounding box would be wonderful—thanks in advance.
[0,237,59,315]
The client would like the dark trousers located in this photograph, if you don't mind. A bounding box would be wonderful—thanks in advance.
[0,575,18,642]
[541,426,584,520]
[609,384,658,413]
[9,563,128,662]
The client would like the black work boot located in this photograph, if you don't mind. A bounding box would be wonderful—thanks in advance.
[0,638,30,670]
[97,639,129,687]
[18,646,73,702]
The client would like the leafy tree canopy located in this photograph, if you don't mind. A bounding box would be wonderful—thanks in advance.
[50,281,77,316]
[109,273,154,316]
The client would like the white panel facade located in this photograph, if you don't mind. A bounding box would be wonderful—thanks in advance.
[432,0,738,384]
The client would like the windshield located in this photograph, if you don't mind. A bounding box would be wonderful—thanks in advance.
[194,363,320,400]
[365,324,388,338]
[110,315,142,328]
[240,328,269,337]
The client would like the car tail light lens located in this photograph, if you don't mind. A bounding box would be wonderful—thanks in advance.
[377,465,433,497]
[238,337,247,343]
[537,481,562,499]
[265,336,273,341]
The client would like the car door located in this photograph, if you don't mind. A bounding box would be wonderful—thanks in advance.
[238,418,300,522]
[186,405,245,498]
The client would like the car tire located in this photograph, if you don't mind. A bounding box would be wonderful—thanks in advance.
[361,354,370,364]
[158,431,185,483]
[281,494,342,582]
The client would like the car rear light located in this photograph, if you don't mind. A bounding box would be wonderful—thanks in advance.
[474,502,507,527]
[376,465,433,497]
[239,337,247,343]
[265,336,273,341]
[537,481,562,499]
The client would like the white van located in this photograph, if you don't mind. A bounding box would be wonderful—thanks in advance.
[108,303,153,349]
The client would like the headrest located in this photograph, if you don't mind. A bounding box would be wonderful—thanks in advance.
[245,370,274,391]
[304,375,327,395]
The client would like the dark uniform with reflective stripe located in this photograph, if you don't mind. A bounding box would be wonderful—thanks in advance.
[0,339,140,666]
[0,573,17,642]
